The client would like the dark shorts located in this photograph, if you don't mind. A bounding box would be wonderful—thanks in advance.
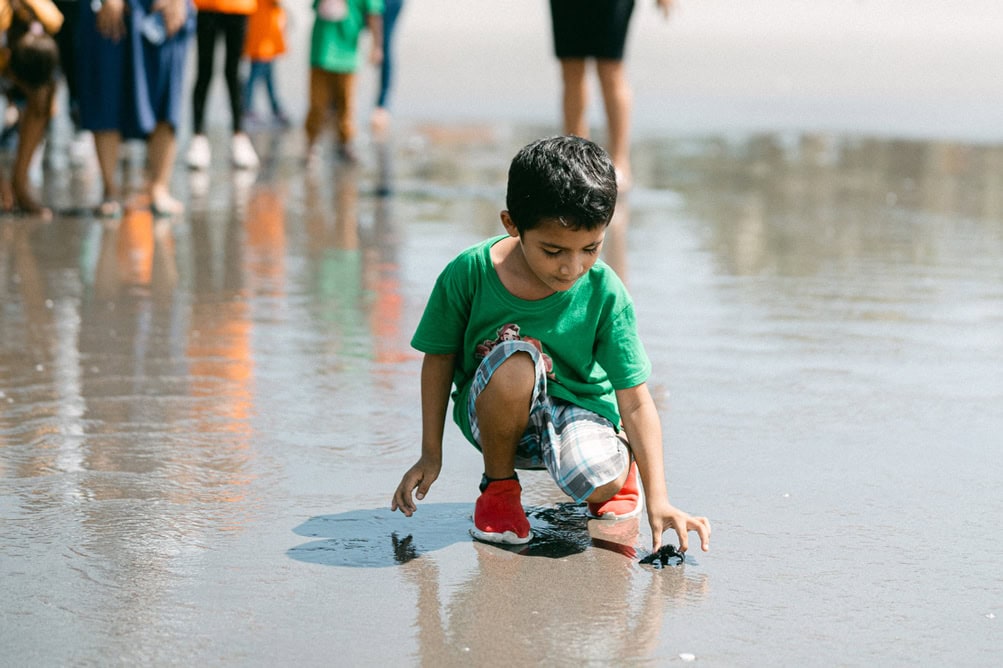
[549,0,636,60]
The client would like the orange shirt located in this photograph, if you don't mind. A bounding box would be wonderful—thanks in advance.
[193,0,257,16]
[243,0,286,60]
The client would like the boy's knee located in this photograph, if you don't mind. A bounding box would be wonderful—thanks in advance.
[476,351,535,405]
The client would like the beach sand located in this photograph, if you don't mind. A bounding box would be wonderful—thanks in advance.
[2,1,1002,664]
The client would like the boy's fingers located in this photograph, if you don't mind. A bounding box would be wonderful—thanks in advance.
[696,517,712,551]
[391,478,416,515]
[676,527,689,553]
[416,470,439,500]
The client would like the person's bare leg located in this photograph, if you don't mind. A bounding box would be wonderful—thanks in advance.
[93,130,122,216]
[474,352,535,479]
[597,58,633,187]
[559,58,589,138]
[147,122,183,215]
[12,85,54,217]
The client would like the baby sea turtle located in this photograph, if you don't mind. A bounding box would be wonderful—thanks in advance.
[639,544,685,568]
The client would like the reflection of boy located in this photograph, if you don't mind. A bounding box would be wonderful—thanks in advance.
[392,136,711,554]
[305,0,382,163]
[0,0,62,215]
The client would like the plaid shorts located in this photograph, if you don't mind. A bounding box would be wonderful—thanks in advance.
[467,341,629,503]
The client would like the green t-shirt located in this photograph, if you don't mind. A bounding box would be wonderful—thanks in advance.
[411,235,651,445]
[310,0,384,73]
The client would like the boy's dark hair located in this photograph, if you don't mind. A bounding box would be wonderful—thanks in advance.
[10,32,60,90]
[505,135,618,234]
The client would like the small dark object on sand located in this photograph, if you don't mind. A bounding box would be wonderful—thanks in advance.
[639,544,685,568]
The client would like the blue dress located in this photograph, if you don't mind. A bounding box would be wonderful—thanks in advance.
[77,0,195,139]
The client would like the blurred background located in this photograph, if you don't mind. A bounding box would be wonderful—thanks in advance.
[266,0,1003,142]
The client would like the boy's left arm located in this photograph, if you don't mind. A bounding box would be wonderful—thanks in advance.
[616,382,711,553]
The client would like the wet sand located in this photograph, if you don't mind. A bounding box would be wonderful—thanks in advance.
[3,2,1003,665]
[3,123,1001,665]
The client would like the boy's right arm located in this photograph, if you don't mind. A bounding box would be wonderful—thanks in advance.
[391,352,456,516]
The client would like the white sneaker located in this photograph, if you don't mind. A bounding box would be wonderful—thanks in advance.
[186,134,211,170]
[231,133,259,170]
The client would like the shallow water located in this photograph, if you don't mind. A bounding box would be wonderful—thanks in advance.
[1,125,1001,665]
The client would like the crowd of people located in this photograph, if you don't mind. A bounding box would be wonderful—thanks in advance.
[1,0,675,218]
[0,0,405,220]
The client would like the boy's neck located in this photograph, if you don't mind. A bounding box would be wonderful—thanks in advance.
[490,236,556,301]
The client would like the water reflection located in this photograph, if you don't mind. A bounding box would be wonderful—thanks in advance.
[643,133,1003,279]
[401,527,708,665]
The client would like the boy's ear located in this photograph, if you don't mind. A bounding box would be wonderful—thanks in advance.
[500,211,520,239]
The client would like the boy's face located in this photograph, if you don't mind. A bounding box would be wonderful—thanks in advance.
[501,212,606,293]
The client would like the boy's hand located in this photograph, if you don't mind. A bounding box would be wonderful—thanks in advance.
[391,456,441,516]
[656,0,674,19]
[647,501,711,553]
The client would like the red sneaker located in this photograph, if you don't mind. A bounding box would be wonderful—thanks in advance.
[587,460,643,520]
[470,478,533,545]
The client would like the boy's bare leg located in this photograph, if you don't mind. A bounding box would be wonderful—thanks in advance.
[147,122,183,214]
[559,58,589,138]
[596,58,632,185]
[474,352,535,478]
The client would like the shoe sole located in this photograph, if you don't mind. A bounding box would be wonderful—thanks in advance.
[469,527,533,545]
[586,505,642,521]
[586,485,644,521]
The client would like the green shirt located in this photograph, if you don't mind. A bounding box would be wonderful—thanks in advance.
[411,235,651,445]
[310,0,384,73]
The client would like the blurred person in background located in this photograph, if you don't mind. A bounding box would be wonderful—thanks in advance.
[368,0,401,138]
[305,0,382,165]
[185,0,259,170]
[242,0,289,128]
[76,0,196,217]
[0,0,62,216]
[549,0,673,190]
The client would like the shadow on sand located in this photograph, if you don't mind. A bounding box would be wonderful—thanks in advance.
[287,502,646,567]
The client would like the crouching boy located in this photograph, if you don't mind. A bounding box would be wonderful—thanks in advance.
[391,136,711,553]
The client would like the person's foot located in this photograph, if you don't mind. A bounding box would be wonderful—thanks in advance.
[370,107,391,140]
[587,460,642,520]
[93,198,122,219]
[273,111,291,129]
[470,478,533,545]
[13,189,52,220]
[150,192,184,218]
[186,134,211,170]
[231,132,259,170]
[337,143,358,164]
[304,144,323,169]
